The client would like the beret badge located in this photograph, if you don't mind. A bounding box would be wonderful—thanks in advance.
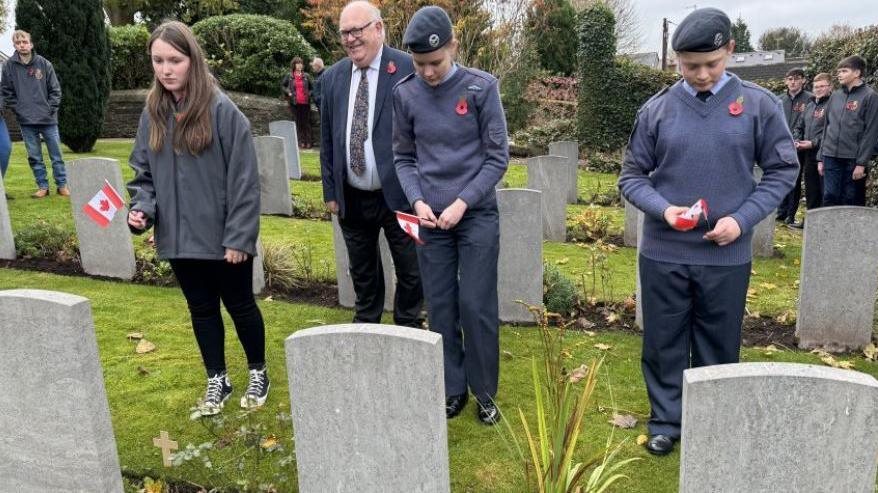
[429,34,440,47]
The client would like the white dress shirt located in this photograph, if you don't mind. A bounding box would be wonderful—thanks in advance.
[345,50,382,191]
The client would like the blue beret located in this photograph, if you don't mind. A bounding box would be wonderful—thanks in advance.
[403,6,453,54]
[671,8,731,53]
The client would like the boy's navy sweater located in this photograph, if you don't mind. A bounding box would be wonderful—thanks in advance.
[619,75,799,266]
[393,66,509,212]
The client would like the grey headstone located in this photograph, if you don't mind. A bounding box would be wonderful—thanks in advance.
[0,289,123,492]
[331,215,394,311]
[253,238,265,295]
[498,189,543,322]
[269,120,302,180]
[0,172,14,260]
[752,167,776,257]
[796,206,878,351]
[286,324,450,493]
[680,363,878,493]
[623,198,642,248]
[526,155,571,242]
[548,141,579,204]
[67,158,136,280]
[254,136,293,216]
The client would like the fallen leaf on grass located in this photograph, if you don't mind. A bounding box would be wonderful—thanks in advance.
[263,295,274,302]
[136,339,156,354]
[605,312,620,324]
[762,344,780,356]
[747,288,758,298]
[583,330,597,337]
[636,434,649,446]
[751,270,758,276]
[126,332,144,341]
[594,343,612,351]
[261,435,279,450]
[813,349,855,369]
[622,297,637,311]
[748,311,761,319]
[576,317,595,330]
[758,283,777,290]
[864,343,877,361]
[137,366,151,376]
[775,310,796,325]
[555,258,569,265]
[560,349,573,359]
[569,364,589,383]
[305,319,326,325]
[502,350,515,360]
[608,413,637,429]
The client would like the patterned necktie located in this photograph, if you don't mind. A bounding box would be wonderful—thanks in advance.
[350,67,369,176]
[696,90,711,102]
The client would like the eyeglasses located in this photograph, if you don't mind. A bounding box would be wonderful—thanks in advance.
[340,21,375,40]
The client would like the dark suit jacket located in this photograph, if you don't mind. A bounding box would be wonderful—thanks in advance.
[320,45,414,218]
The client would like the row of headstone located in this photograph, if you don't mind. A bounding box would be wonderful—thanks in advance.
[0,288,453,492]
[680,362,878,492]
[0,172,15,260]
[6,288,878,492]
[268,120,302,180]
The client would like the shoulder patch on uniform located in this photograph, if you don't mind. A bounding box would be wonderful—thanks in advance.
[467,84,483,92]
[393,72,417,90]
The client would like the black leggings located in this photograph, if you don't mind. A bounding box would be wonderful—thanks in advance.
[170,258,265,376]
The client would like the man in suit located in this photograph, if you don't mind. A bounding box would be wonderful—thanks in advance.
[320,0,423,327]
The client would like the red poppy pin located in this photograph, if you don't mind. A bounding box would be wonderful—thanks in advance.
[455,96,468,116]
[846,100,859,111]
[729,96,744,116]
[814,108,825,119]
[387,61,397,75]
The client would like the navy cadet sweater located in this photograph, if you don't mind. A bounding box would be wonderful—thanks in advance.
[393,66,509,212]
[619,75,799,266]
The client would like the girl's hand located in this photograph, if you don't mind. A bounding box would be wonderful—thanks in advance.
[437,199,467,230]
[128,210,148,230]
[414,200,438,229]
[224,248,249,264]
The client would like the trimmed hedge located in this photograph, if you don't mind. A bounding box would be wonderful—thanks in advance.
[576,4,677,152]
[109,24,152,90]
[193,14,317,97]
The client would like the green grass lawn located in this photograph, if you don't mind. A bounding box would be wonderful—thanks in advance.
[2,140,875,491]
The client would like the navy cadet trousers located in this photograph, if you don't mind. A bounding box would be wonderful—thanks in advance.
[417,205,500,402]
[639,255,751,438]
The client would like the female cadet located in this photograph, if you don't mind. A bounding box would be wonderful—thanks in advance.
[127,21,269,415]
[393,6,509,425]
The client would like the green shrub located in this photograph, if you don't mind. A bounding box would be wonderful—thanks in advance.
[501,43,541,133]
[526,0,578,76]
[134,247,175,286]
[576,5,677,152]
[750,78,786,95]
[193,14,317,97]
[512,118,576,156]
[567,207,612,242]
[109,24,152,90]
[14,220,79,262]
[585,149,623,174]
[543,263,578,316]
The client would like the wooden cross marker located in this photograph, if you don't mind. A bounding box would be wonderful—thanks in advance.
[152,430,178,467]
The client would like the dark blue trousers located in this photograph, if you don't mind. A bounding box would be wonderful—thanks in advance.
[417,206,500,401]
[822,156,861,206]
[639,255,751,438]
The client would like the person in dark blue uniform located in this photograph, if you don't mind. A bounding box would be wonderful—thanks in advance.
[393,5,509,425]
[619,8,798,455]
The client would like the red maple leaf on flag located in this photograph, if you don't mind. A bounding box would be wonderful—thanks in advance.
[99,199,110,212]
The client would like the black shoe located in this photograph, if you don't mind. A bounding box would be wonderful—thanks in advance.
[775,213,785,221]
[445,393,468,419]
[199,371,233,416]
[787,222,804,230]
[476,399,501,425]
[240,366,270,409]
[645,434,676,456]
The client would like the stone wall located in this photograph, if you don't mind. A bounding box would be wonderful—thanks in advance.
[3,89,312,142]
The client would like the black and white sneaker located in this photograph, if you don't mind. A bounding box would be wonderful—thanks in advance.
[240,367,270,409]
[199,372,232,416]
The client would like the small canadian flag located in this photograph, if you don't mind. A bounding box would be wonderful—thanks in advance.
[396,211,425,245]
[674,199,709,231]
[83,180,124,228]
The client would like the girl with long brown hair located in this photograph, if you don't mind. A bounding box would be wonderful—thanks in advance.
[127,21,268,415]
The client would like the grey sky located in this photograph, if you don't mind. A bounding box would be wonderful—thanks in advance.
[637,1,875,54]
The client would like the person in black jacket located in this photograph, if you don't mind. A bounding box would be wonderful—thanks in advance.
[818,56,878,206]
[777,68,812,226]
[281,57,314,148]
[792,72,832,218]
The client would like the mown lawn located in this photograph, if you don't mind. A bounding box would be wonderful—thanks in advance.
[2,140,876,491]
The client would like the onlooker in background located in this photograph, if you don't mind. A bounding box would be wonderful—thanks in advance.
[281,57,314,149]
[310,57,326,110]
[792,72,832,221]
[1,30,69,199]
[818,56,878,207]
[777,68,811,227]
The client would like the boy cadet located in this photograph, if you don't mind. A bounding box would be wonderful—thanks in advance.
[777,68,812,227]
[794,72,833,214]
[618,8,798,456]
[817,56,878,207]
